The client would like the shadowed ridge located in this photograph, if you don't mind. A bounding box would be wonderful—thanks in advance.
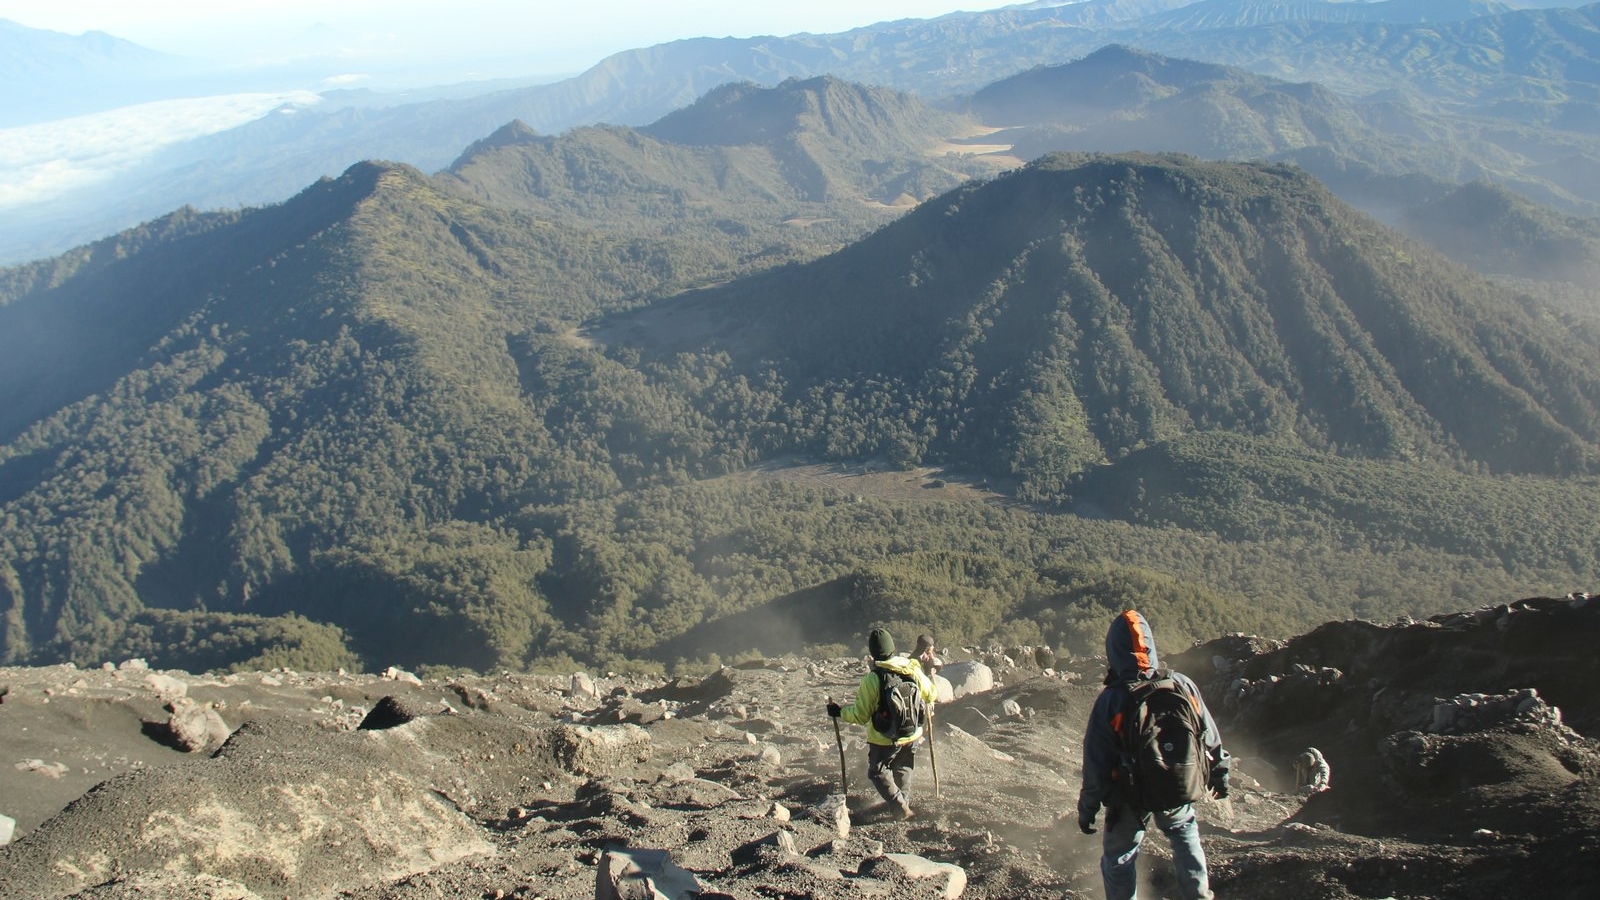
[0,161,408,444]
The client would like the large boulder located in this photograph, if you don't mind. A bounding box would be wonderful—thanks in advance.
[546,723,651,777]
[940,661,995,699]
[162,698,230,752]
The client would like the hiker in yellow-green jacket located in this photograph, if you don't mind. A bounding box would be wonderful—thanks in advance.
[827,628,938,819]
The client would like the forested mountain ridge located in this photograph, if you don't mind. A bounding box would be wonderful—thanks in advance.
[965,44,1600,221]
[1145,1,1600,106]
[1142,0,1520,30]
[1398,179,1600,282]
[0,160,763,672]
[4,150,1599,674]
[600,152,1600,497]
[439,76,1000,255]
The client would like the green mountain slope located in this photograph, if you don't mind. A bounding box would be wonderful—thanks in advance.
[0,159,758,669]
[602,152,1600,497]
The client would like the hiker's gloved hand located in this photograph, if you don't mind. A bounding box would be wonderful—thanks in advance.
[1077,812,1097,835]
[1208,767,1230,800]
[826,701,842,718]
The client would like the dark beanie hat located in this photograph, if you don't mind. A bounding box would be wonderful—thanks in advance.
[868,628,895,660]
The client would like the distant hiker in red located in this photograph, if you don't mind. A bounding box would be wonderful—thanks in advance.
[827,628,938,819]
[1075,610,1231,900]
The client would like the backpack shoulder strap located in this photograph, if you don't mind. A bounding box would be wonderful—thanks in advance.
[1113,681,1143,748]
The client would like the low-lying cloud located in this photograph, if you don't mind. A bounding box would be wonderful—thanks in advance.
[0,91,322,209]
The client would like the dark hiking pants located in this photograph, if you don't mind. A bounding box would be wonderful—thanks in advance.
[866,741,917,807]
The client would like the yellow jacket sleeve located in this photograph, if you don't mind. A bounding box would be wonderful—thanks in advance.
[840,670,879,729]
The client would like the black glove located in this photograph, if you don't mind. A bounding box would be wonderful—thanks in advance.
[826,701,842,718]
[1209,767,1230,800]
[1077,813,1097,835]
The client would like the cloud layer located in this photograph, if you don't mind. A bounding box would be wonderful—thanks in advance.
[0,91,321,208]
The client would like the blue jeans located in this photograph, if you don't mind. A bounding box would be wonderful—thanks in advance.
[1100,803,1212,900]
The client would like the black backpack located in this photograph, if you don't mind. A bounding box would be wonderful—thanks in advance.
[1117,672,1210,810]
[871,666,928,741]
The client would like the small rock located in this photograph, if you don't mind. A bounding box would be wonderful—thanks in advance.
[818,795,851,838]
[596,847,701,900]
[358,695,430,730]
[381,666,422,686]
[861,853,968,899]
[145,673,188,702]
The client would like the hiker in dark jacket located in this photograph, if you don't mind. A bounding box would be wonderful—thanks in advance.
[1075,610,1230,900]
[827,628,938,819]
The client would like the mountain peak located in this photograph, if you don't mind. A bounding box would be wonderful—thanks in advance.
[453,120,544,167]
[643,74,969,152]
[968,44,1254,124]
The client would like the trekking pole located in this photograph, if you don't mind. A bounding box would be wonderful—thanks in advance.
[927,706,940,798]
[827,695,849,798]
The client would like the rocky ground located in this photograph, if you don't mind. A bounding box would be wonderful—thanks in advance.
[2,594,1599,899]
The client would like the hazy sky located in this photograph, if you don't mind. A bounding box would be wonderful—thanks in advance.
[0,1,1014,214]
[1,1,995,79]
